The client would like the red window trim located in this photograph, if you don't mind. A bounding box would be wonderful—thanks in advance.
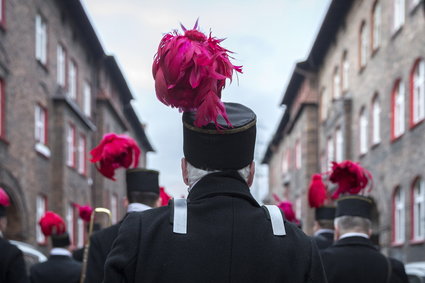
[409,58,425,128]
[392,186,406,246]
[0,0,6,30]
[410,176,425,242]
[37,194,48,246]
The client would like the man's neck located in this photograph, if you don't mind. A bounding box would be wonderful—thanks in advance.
[314,228,334,237]
[50,247,72,257]
[127,202,151,213]
[339,232,369,240]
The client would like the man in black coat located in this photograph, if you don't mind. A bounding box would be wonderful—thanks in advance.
[311,206,335,250]
[0,188,29,283]
[83,169,161,283]
[321,196,408,283]
[30,212,82,283]
[104,103,327,283]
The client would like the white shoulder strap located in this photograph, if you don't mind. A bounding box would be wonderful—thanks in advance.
[173,198,188,234]
[263,205,286,236]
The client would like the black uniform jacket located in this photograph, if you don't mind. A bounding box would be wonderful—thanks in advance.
[104,171,327,283]
[30,254,82,283]
[0,237,29,283]
[312,231,334,250]
[84,222,120,283]
[321,236,408,283]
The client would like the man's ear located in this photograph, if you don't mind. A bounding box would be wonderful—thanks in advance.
[181,158,189,186]
[247,161,255,187]
[155,197,162,208]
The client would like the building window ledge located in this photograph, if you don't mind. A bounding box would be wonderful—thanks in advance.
[35,142,51,158]
[410,118,425,130]
[391,26,403,40]
[391,241,404,247]
[410,239,425,245]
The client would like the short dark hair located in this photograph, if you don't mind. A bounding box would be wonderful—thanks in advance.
[128,192,159,207]
[317,219,334,230]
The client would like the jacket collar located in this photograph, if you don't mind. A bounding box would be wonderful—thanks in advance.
[188,171,260,207]
[334,236,378,250]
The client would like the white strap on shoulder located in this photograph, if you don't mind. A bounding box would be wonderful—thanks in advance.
[173,198,188,234]
[263,205,286,236]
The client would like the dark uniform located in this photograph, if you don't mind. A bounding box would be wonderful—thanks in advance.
[321,236,408,283]
[312,230,334,250]
[30,254,81,283]
[0,236,29,283]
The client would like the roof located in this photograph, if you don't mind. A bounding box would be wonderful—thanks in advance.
[103,56,134,103]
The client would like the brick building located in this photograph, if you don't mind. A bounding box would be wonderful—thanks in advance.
[263,0,425,262]
[0,0,154,250]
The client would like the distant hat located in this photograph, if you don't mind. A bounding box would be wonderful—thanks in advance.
[0,188,10,217]
[336,195,373,219]
[315,206,336,221]
[307,174,336,221]
[126,169,160,195]
[183,103,256,170]
[39,211,71,247]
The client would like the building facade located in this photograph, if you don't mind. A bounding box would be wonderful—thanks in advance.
[0,0,154,251]
[263,0,425,262]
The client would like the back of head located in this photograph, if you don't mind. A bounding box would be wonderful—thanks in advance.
[39,211,71,248]
[335,215,371,235]
[126,169,160,206]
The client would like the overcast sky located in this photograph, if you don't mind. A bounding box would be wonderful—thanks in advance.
[82,0,331,199]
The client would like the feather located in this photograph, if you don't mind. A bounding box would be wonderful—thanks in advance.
[74,204,93,222]
[0,188,10,207]
[308,174,327,208]
[160,187,172,206]
[152,21,242,128]
[39,211,66,237]
[277,201,300,225]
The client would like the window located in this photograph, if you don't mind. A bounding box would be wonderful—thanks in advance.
[66,123,76,167]
[372,1,381,51]
[411,59,425,125]
[36,195,47,244]
[333,67,341,99]
[35,14,47,65]
[412,178,425,241]
[77,218,84,247]
[321,88,328,121]
[360,108,368,155]
[35,104,47,145]
[111,194,118,224]
[359,22,368,69]
[392,80,406,139]
[342,51,350,92]
[57,44,66,87]
[68,60,77,100]
[0,0,5,27]
[326,136,334,171]
[393,0,405,32]
[372,95,381,145]
[393,187,405,244]
[77,134,86,175]
[282,150,289,174]
[83,81,91,117]
[66,204,75,245]
[295,140,302,169]
[0,79,4,138]
[335,127,344,162]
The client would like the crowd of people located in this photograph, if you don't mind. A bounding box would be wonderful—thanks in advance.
[0,22,410,283]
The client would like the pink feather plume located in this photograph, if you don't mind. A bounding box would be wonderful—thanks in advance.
[0,188,10,207]
[152,20,242,128]
[39,211,66,237]
[277,201,300,225]
[308,174,328,208]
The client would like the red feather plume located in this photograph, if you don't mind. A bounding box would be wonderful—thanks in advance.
[159,187,172,207]
[90,133,141,181]
[74,204,93,222]
[329,160,372,199]
[308,174,327,208]
[277,201,300,225]
[0,188,10,207]
[39,211,66,237]
[152,20,242,128]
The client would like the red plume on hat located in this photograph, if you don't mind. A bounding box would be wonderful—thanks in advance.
[39,211,66,237]
[273,193,300,224]
[329,160,372,199]
[73,204,93,222]
[152,20,242,128]
[0,188,10,207]
[160,187,172,207]
[308,174,328,208]
[90,133,141,181]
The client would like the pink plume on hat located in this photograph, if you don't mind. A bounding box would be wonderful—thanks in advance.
[152,20,242,129]
[0,188,10,207]
[39,211,66,237]
[90,133,141,181]
[308,174,328,208]
[277,201,300,225]
[73,204,93,222]
[160,187,172,206]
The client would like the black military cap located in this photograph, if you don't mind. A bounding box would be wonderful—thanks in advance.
[315,206,336,221]
[336,195,373,219]
[126,169,160,195]
[51,232,71,247]
[183,102,256,170]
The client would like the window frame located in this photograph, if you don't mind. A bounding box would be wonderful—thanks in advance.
[36,194,47,245]
[66,203,75,247]
[411,178,425,242]
[359,21,368,70]
[333,66,341,99]
[393,0,405,32]
[326,136,334,171]
[111,194,118,224]
[281,150,289,174]
[372,94,381,146]
[68,60,78,101]
[66,123,76,168]
[371,1,382,52]
[410,58,425,127]
[77,133,86,175]
[392,186,406,245]
[35,14,48,65]
[57,44,67,87]
[392,79,406,140]
[83,81,91,117]
[295,140,302,170]
[342,51,350,92]
[359,107,368,155]
[335,127,344,162]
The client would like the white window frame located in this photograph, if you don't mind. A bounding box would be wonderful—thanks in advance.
[111,194,118,224]
[83,81,91,117]
[35,104,47,145]
[360,23,368,68]
[412,60,425,124]
[68,60,77,100]
[326,136,334,171]
[393,0,405,32]
[333,67,341,99]
[335,127,344,162]
[360,108,368,155]
[413,179,425,241]
[77,134,86,175]
[372,2,382,51]
[372,97,381,145]
[394,187,405,244]
[77,218,84,247]
[66,204,75,245]
[36,195,46,244]
[57,44,66,87]
[321,88,328,121]
[394,81,405,138]
[342,52,350,92]
[295,140,302,169]
[35,14,47,65]
[66,123,76,167]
